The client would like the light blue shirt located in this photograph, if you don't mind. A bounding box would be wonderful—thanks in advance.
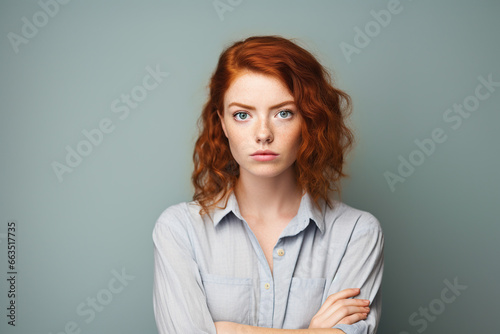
[152,190,384,333]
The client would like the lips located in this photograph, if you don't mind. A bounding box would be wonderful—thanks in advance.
[251,150,278,156]
[250,150,279,162]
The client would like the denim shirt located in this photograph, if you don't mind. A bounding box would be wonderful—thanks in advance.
[153,191,384,333]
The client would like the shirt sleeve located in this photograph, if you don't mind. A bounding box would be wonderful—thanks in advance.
[331,214,385,334]
[152,206,216,334]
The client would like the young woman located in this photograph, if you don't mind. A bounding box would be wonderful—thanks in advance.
[153,35,384,334]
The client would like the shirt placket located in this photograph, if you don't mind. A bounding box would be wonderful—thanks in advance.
[242,216,308,328]
[272,231,305,328]
[239,219,275,327]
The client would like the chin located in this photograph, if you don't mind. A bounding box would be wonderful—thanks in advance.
[244,166,293,179]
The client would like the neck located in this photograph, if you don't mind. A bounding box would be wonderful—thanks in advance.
[234,166,304,224]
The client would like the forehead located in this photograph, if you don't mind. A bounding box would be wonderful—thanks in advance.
[224,72,293,107]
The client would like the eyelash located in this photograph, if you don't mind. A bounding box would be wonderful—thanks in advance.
[233,109,294,121]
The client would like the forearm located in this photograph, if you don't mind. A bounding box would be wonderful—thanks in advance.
[240,326,345,334]
[215,322,345,334]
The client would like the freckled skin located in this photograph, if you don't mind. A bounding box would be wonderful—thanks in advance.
[218,71,303,180]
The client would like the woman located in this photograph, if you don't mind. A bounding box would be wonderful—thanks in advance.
[153,35,384,334]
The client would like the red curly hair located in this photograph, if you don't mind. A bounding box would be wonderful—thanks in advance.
[192,35,354,216]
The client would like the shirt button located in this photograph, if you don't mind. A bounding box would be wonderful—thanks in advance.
[277,248,285,256]
[264,283,270,289]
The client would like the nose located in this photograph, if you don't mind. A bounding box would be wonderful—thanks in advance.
[255,117,273,144]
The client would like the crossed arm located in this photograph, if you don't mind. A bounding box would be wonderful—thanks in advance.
[214,288,370,334]
[216,322,346,334]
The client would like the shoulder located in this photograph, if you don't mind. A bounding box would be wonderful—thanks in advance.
[155,201,189,226]
[153,199,207,234]
[324,199,383,236]
[152,200,196,236]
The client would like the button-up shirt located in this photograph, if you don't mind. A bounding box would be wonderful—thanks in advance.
[152,190,384,333]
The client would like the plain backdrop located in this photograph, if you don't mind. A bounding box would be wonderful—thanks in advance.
[1,1,499,333]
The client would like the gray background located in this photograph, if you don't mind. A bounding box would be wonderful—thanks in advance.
[1,0,498,333]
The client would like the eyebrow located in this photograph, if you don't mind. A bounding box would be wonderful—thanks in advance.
[227,100,295,110]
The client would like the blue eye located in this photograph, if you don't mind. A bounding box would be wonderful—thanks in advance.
[277,110,293,118]
[234,112,249,120]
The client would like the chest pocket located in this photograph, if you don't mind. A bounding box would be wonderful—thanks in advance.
[200,272,254,325]
[283,277,326,329]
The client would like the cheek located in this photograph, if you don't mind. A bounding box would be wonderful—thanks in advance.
[285,126,303,151]
[225,130,247,155]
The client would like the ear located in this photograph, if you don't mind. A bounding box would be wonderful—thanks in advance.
[217,109,228,138]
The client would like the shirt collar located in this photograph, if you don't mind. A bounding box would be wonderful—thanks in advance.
[210,190,325,234]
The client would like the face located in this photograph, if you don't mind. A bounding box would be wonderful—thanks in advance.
[218,71,302,180]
